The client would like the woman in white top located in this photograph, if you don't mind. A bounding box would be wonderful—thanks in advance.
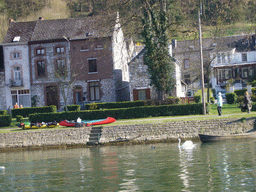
[217,92,223,116]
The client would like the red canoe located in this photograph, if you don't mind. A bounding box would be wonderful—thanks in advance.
[59,117,116,127]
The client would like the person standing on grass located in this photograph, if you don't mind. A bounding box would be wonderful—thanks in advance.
[244,91,251,113]
[217,92,223,116]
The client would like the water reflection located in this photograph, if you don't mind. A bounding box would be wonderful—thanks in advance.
[179,145,195,191]
[0,141,255,191]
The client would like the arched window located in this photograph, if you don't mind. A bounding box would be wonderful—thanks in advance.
[73,85,83,104]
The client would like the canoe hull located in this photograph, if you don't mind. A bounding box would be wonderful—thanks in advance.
[199,133,256,143]
[59,117,116,127]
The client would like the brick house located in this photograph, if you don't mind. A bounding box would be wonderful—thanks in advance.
[1,13,131,110]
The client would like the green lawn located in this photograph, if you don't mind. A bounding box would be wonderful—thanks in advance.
[0,103,254,133]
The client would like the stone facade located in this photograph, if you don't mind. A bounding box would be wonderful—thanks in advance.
[3,43,31,109]
[0,117,254,151]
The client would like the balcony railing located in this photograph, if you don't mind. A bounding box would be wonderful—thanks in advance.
[9,79,23,87]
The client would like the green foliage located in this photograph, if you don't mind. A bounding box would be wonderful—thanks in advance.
[234,89,247,96]
[250,80,256,87]
[251,88,256,95]
[0,110,7,115]
[29,103,207,122]
[236,96,244,104]
[0,115,12,127]
[12,106,57,118]
[142,3,175,99]
[226,92,238,104]
[89,102,98,110]
[67,105,80,112]
[210,97,215,104]
[194,95,201,103]
[16,115,23,123]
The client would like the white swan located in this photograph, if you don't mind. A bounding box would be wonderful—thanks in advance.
[0,166,5,171]
[178,138,196,150]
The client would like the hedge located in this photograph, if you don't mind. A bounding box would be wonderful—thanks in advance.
[12,105,57,118]
[29,103,208,123]
[83,98,180,110]
[83,100,146,110]
[0,115,12,127]
[234,89,247,96]
[0,110,7,115]
[67,105,80,111]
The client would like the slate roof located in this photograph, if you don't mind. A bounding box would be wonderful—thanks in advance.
[2,14,117,44]
[172,35,252,54]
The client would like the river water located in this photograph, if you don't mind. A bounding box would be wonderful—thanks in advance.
[0,139,255,191]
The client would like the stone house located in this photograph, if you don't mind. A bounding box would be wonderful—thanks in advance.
[171,34,255,96]
[1,13,131,110]
[1,21,36,109]
[129,45,186,101]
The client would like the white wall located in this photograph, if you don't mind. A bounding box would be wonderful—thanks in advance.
[3,43,31,109]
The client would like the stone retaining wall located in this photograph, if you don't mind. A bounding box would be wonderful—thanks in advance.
[0,117,255,151]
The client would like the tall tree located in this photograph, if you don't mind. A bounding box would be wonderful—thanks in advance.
[142,0,175,101]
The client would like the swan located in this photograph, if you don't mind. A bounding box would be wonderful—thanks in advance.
[0,166,5,171]
[178,138,196,150]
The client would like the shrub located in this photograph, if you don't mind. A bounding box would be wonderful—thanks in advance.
[252,88,256,95]
[234,89,247,96]
[226,92,238,104]
[0,110,7,115]
[16,115,24,123]
[210,97,215,104]
[67,105,80,111]
[251,80,256,87]
[236,96,244,104]
[0,115,12,127]
[194,95,201,103]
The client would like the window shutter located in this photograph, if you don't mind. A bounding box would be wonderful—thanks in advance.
[133,89,138,101]
[146,89,151,100]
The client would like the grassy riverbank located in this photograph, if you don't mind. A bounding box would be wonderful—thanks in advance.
[0,103,254,133]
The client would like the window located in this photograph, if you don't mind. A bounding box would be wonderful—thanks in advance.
[56,47,65,54]
[11,89,30,108]
[56,59,66,76]
[242,53,247,62]
[95,44,103,50]
[89,82,100,101]
[242,67,248,78]
[14,67,21,80]
[227,53,231,63]
[184,59,190,69]
[73,86,83,104]
[221,53,226,63]
[13,52,20,59]
[36,48,45,55]
[184,74,190,84]
[133,89,151,101]
[88,59,97,73]
[217,53,221,63]
[37,60,46,78]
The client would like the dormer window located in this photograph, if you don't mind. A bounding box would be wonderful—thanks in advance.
[13,36,20,42]
[242,53,247,62]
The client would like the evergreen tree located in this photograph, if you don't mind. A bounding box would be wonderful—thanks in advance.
[142,0,175,101]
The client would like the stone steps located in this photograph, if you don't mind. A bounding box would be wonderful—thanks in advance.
[87,126,103,146]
